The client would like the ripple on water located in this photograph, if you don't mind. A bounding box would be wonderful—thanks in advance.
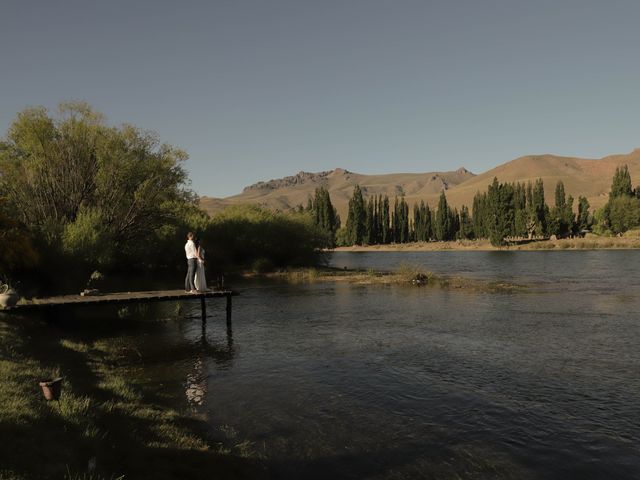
[15,251,640,479]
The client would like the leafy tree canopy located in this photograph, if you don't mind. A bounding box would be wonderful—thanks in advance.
[0,102,194,267]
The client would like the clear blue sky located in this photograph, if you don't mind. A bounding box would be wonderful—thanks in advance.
[2,0,639,197]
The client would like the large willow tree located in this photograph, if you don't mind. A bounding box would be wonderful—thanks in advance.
[0,102,194,267]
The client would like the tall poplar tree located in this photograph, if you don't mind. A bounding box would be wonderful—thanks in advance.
[577,196,590,231]
[345,185,366,245]
[459,205,473,239]
[364,197,375,244]
[310,186,340,246]
[382,196,390,244]
[486,178,514,246]
[549,181,573,237]
[398,197,410,243]
[532,179,548,236]
[435,192,454,241]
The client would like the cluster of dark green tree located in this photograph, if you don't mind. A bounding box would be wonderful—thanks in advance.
[338,177,599,247]
[337,186,466,245]
[0,103,327,292]
[471,178,591,245]
[301,186,341,247]
[597,166,640,234]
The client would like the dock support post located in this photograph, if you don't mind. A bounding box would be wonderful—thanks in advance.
[226,294,232,325]
[200,297,206,322]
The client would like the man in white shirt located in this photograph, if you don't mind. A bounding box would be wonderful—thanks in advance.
[184,232,198,293]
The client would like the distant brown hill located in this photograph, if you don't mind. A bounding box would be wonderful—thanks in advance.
[199,148,640,219]
[441,148,640,212]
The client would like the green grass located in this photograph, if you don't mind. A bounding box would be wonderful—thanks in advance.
[277,267,320,282]
[0,320,268,480]
[395,263,435,284]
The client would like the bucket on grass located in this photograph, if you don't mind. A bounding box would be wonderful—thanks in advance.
[39,377,63,401]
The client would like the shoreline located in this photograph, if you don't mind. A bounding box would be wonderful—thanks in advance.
[330,234,640,252]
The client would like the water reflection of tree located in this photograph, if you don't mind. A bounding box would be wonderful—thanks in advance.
[185,321,234,406]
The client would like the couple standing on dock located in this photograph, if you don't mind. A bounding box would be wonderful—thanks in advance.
[185,232,208,293]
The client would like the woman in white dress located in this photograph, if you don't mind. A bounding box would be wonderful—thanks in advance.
[194,239,208,292]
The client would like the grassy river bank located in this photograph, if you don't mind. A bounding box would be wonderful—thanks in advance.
[331,232,640,252]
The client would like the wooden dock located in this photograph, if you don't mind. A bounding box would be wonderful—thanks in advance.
[4,289,238,321]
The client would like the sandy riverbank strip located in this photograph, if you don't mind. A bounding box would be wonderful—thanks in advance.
[331,234,640,252]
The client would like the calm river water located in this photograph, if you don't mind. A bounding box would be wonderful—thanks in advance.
[12,251,640,478]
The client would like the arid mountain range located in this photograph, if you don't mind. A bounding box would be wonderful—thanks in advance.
[199,148,640,219]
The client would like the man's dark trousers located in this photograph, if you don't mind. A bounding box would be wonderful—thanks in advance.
[185,258,197,291]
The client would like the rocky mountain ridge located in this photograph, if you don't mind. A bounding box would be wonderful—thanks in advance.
[243,169,350,192]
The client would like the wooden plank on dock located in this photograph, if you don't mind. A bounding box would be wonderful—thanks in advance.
[5,289,239,312]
